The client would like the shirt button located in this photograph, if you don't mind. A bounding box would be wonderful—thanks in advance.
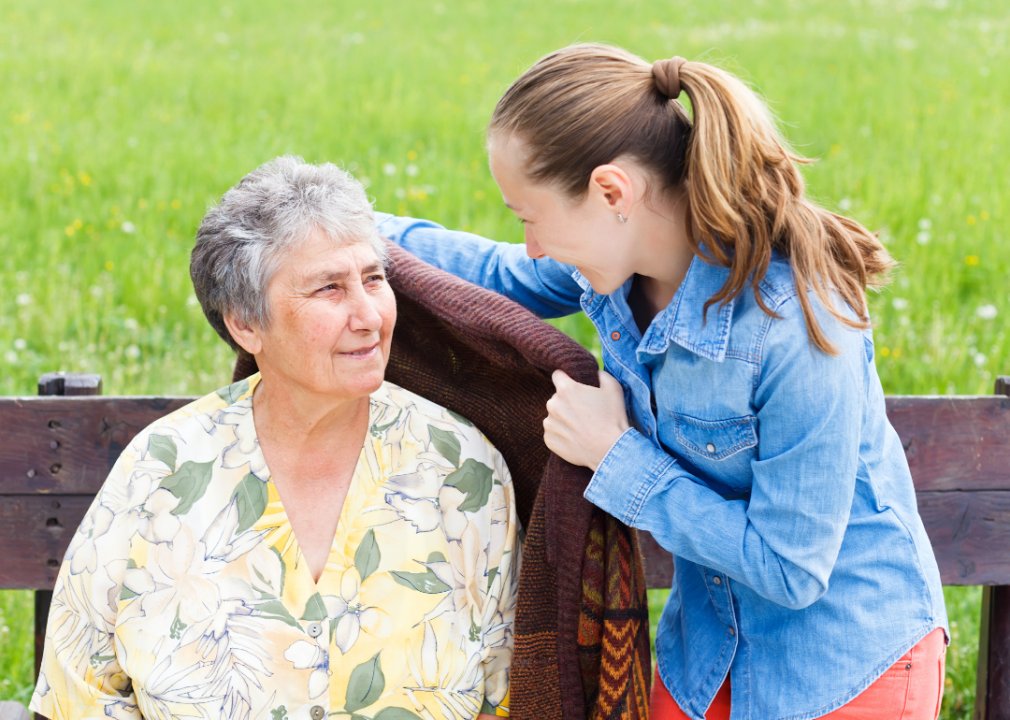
[706,443,716,453]
[611,331,621,341]
[729,627,736,637]
[310,706,325,720]
[713,576,722,586]
[307,621,323,638]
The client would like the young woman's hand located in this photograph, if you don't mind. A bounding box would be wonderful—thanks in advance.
[544,370,631,471]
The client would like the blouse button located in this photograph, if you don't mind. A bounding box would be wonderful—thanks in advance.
[307,621,323,638]
[611,331,621,341]
[713,575,722,586]
[706,443,716,453]
[310,706,325,720]
[729,627,736,637]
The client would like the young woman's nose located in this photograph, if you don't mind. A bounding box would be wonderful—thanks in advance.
[524,225,546,259]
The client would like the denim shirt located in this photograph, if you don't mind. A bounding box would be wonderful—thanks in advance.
[376,213,948,720]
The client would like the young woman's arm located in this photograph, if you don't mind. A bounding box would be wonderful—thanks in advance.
[586,296,868,611]
[376,213,584,318]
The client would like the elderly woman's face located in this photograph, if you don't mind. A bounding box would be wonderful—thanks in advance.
[255,229,396,400]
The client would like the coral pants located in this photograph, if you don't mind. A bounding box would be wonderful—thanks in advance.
[651,628,946,719]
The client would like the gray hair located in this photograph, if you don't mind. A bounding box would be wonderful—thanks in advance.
[191,155,386,352]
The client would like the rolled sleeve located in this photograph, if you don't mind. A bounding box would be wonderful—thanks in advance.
[376,212,584,318]
[585,428,675,525]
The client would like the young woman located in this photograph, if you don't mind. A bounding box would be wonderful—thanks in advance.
[377,44,947,719]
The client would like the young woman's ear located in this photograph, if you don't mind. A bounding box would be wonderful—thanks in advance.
[588,164,636,221]
[223,313,264,356]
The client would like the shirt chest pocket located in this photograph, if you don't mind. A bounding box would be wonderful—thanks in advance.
[670,413,759,490]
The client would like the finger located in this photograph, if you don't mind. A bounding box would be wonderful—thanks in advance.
[551,369,573,390]
[598,370,624,393]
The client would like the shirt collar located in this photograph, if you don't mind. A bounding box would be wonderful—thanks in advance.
[636,253,736,363]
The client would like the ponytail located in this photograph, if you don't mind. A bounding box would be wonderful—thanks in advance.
[675,61,893,353]
[489,44,894,354]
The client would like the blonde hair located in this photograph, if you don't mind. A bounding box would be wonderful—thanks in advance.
[488,44,894,354]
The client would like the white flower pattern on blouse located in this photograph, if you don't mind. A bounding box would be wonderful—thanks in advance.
[31,374,520,720]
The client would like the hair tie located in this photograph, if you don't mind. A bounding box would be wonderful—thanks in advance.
[652,56,687,99]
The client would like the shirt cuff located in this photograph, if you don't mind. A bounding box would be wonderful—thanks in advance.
[584,428,678,525]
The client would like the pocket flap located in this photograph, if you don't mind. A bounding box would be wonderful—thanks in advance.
[672,413,758,460]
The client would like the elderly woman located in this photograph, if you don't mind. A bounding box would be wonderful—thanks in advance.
[31,156,519,720]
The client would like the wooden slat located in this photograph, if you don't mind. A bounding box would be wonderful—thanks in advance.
[1,393,1009,590]
[0,495,93,590]
[918,491,1010,585]
[0,396,195,495]
[887,396,1010,492]
[0,394,1006,496]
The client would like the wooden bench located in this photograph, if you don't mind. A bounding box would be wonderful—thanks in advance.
[2,372,1009,718]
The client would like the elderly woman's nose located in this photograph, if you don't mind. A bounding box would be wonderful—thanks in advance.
[346,283,385,330]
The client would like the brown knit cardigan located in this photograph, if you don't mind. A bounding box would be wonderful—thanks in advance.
[232,242,651,720]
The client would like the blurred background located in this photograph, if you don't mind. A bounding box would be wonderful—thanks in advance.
[0,0,1006,716]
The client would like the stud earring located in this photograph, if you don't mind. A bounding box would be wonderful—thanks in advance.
[617,213,628,223]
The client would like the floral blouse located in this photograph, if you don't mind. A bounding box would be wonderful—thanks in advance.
[31,374,520,720]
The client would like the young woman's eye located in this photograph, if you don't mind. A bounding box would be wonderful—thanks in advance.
[516,218,527,226]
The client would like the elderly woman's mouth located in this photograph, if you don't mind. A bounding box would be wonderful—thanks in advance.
[340,343,379,358]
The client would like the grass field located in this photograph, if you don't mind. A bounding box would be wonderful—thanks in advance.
[0,0,1006,716]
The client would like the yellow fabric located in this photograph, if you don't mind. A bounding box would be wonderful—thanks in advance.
[31,374,520,720]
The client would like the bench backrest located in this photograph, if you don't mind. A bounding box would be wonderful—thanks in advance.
[1,392,1009,590]
[3,375,1010,720]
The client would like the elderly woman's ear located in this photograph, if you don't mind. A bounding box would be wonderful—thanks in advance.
[222,313,263,356]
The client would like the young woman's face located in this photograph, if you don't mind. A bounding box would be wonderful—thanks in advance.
[488,134,640,296]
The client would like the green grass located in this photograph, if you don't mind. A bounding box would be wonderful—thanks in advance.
[0,0,1006,716]
[0,591,34,706]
